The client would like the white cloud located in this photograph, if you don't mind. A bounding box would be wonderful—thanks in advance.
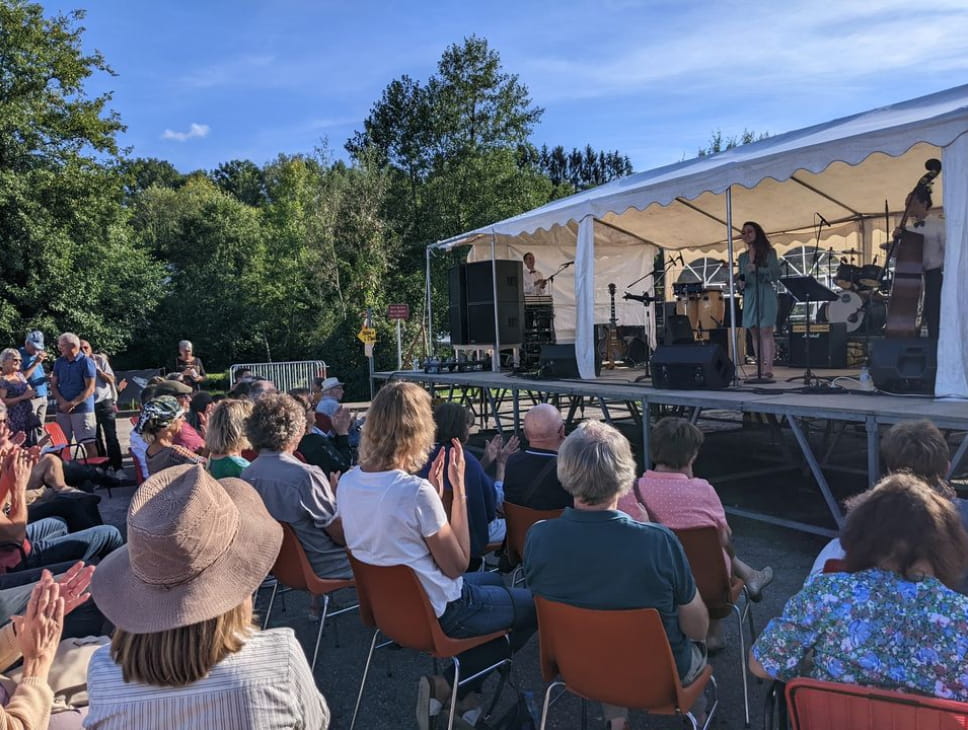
[161,123,211,142]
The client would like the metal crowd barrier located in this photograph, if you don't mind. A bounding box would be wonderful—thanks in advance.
[229,361,327,394]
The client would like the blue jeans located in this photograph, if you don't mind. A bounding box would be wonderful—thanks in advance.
[24,517,123,569]
[438,572,536,695]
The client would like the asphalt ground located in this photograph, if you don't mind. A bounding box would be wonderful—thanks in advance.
[100,411,961,729]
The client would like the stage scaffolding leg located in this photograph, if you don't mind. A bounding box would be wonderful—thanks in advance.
[948,431,968,481]
[484,388,504,434]
[689,406,701,425]
[597,398,612,424]
[512,390,521,434]
[641,397,651,471]
[786,415,844,528]
[866,416,879,487]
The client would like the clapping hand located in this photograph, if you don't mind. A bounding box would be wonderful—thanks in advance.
[331,406,353,436]
[446,438,465,496]
[11,573,64,680]
[54,563,94,615]
[428,447,446,498]
[499,434,520,463]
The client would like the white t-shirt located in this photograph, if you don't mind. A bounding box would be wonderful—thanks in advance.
[806,538,845,583]
[337,467,462,616]
[906,213,945,272]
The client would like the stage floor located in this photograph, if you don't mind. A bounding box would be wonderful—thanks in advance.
[375,364,968,536]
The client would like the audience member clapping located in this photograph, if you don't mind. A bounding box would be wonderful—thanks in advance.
[417,402,516,569]
[0,568,95,729]
[751,473,968,701]
[85,465,330,729]
[0,448,121,573]
[287,389,352,477]
[337,382,536,728]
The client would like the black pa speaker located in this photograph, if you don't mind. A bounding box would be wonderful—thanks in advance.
[448,261,524,345]
[539,344,600,379]
[465,260,524,345]
[651,344,734,390]
[448,264,468,345]
[869,338,937,393]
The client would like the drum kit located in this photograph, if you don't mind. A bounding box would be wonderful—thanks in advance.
[820,249,888,334]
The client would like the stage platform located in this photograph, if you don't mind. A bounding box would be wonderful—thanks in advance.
[374,364,968,537]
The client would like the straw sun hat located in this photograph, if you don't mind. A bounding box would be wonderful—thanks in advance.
[91,464,282,634]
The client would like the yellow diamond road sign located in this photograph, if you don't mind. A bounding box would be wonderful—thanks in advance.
[357,327,377,344]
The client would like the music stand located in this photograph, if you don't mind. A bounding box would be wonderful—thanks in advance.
[780,276,838,388]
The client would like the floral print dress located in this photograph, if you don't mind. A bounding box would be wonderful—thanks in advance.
[752,568,968,701]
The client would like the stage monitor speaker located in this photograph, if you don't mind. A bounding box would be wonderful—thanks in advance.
[869,338,937,394]
[650,344,734,390]
[789,323,847,368]
[539,344,600,379]
[448,264,468,345]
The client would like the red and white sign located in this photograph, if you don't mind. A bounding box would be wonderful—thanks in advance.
[387,304,410,320]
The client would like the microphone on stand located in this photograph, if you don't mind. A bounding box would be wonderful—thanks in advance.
[817,213,831,228]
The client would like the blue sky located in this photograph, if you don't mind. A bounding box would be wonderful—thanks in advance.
[49,0,968,174]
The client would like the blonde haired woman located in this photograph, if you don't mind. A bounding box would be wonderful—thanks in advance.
[85,464,329,729]
[204,399,253,479]
[337,382,535,728]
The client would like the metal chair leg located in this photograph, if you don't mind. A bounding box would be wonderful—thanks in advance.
[539,680,565,730]
[446,656,462,730]
[262,580,279,630]
[310,593,330,672]
[349,628,380,730]
[735,603,750,727]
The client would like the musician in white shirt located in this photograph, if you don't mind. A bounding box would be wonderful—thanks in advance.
[522,252,547,296]
[894,188,944,341]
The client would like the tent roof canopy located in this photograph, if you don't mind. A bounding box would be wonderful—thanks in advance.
[431,84,968,252]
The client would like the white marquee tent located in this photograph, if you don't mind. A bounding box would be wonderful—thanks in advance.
[427,84,968,398]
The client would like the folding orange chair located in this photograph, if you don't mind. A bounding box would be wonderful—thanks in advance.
[534,596,718,729]
[347,554,511,730]
[43,422,112,495]
[261,523,355,671]
[785,677,968,729]
[672,526,757,727]
[502,501,563,584]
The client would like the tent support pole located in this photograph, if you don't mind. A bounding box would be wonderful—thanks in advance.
[725,187,741,382]
[425,246,433,358]
[490,232,500,372]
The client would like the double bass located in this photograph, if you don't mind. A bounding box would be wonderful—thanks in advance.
[883,159,942,338]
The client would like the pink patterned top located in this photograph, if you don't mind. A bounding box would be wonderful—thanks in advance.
[617,470,730,572]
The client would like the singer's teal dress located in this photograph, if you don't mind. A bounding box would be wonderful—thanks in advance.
[738,250,781,328]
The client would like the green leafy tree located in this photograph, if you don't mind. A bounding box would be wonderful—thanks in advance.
[118,157,185,201]
[210,159,267,207]
[126,177,267,370]
[0,1,162,351]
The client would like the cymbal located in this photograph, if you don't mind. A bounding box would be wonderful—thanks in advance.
[834,248,863,256]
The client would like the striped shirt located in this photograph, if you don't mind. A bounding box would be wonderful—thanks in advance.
[84,628,329,729]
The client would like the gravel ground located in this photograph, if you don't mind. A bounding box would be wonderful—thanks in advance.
[99,411,880,729]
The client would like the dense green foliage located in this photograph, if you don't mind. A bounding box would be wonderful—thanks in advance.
[1,9,634,399]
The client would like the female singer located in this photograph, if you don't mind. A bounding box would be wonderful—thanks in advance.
[737,221,781,378]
